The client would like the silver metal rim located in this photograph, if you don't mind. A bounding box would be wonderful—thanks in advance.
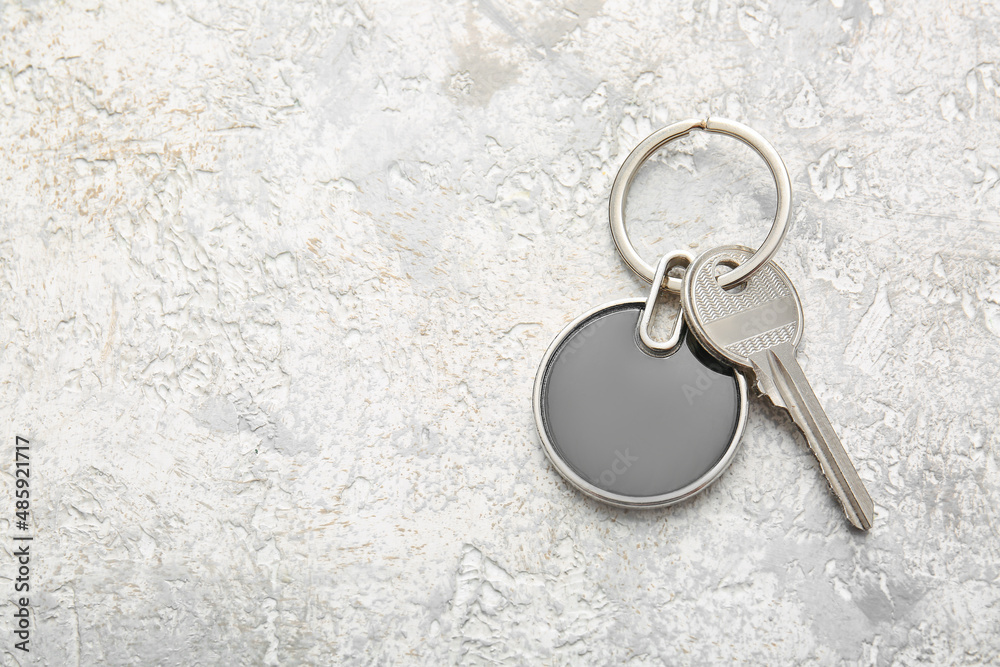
[532,299,749,509]
[609,117,792,291]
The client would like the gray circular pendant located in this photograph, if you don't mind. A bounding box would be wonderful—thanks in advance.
[533,300,748,508]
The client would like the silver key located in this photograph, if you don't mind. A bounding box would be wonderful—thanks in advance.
[681,245,874,530]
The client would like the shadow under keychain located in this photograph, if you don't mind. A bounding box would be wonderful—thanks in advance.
[533,118,875,529]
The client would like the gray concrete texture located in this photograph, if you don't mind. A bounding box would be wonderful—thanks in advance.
[0,0,998,664]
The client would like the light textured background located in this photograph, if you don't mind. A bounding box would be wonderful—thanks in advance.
[1,0,999,664]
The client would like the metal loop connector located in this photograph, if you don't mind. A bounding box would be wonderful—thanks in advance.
[638,250,694,354]
[609,117,792,291]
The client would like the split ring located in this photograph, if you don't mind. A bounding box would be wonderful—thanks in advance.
[609,118,792,291]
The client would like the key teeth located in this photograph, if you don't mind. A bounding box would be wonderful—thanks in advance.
[755,381,769,399]
[817,440,876,531]
[822,466,875,531]
[753,348,875,531]
[848,495,875,531]
[750,359,786,409]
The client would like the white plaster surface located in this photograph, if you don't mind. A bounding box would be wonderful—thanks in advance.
[1,0,999,664]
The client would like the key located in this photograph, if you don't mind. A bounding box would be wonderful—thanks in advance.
[681,245,874,530]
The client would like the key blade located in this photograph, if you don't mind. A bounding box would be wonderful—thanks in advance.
[751,342,875,530]
[753,369,785,409]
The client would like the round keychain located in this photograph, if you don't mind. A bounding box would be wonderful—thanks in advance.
[533,118,793,509]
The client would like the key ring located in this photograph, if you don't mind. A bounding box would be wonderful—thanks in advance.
[609,117,792,292]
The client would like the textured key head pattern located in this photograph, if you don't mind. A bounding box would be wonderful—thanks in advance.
[681,245,803,370]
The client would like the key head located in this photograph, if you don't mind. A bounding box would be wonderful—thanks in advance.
[681,245,803,371]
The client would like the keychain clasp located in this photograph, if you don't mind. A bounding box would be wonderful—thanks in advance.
[609,117,792,292]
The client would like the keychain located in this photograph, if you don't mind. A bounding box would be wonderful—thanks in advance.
[533,118,874,529]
